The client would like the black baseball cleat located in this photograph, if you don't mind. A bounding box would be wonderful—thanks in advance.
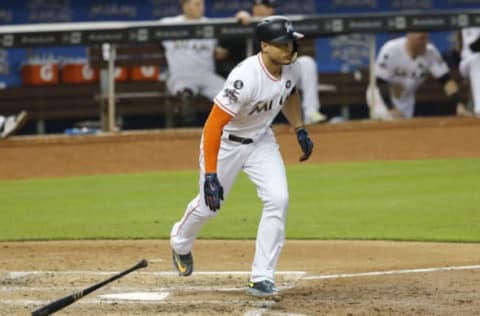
[172,250,193,276]
[245,280,280,297]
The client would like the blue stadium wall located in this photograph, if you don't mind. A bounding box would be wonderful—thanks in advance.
[0,0,479,86]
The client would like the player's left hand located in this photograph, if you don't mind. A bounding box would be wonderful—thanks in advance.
[456,103,474,117]
[296,127,314,162]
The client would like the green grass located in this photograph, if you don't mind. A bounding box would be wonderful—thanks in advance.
[1,158,479,242]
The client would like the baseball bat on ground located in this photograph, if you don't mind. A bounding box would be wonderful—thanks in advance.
[31,259,148,316]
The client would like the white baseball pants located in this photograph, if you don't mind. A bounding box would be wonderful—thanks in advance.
[167,71,225,100]
[297,56,321,117]
[460,54,480,115]
[170,130,288,284]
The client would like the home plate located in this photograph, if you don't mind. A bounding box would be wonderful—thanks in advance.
[99,292,170,301]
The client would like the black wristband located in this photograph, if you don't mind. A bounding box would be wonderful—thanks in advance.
[449,92,464,106]
[294,126,305,133]
[470,37,480,53]
[376,78,394,109]
[436,73,451,85]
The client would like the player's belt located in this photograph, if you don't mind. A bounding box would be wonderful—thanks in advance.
[228,134,253,144]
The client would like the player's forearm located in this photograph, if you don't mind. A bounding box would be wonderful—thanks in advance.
[282,92,304,129]
[202,105,232,173]
[376,78,394,109]
[442,79,470,114]
[438,75,463,104]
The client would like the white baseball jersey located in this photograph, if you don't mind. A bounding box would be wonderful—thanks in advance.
[161,15,217,75]
[461,27,480,62]
[375,37,449,117]
[460,27,480,114]
[214,53,301,140]
[160,15,225,99]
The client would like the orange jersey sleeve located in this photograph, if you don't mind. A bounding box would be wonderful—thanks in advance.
[203,104,233,173]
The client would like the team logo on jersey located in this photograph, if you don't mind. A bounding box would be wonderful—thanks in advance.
[248,100,274,115]
[286,80,291,89]
[222,88,239,104]
[233,80,244,89]
[394,67,407,77]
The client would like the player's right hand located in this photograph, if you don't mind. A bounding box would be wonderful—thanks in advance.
[389,108,405,120]
[235,10,252,25]
[204,173,224,212]
[456,103,474,117]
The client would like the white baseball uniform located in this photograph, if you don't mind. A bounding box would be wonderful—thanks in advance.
[161,15,225,99]
[367,37,450,119]
[460,27,480,115]
[170,53,301,284]
[297,55,322,121]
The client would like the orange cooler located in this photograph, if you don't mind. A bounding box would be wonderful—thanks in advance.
[62,60,99,84]
[22,61,59,85]
[114,67,129,82]
[130,65,160,81]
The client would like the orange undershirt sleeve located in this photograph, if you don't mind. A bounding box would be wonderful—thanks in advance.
[203,104,233,173]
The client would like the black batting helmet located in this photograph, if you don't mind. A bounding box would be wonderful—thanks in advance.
[253,0,276,6]
[255,16,304,44]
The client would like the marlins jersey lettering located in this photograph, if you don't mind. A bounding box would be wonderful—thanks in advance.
[375,37,449,117]
[214,53,301,140]
[161,15,217,75]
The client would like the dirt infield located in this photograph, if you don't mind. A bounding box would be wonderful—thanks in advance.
[2,117,480,179]
[1,117,480,315]
[1,241,480,315]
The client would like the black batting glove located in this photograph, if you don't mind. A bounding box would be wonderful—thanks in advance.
[470,37,480,53]
[204,173,224,212]
[295,127,314,162]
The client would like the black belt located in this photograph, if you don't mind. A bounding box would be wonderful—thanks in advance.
[228,134,253,144]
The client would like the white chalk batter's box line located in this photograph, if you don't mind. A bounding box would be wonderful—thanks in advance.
[0,298,278,307]
[2,265,480,316]
[5,270,306,278]
[5,265,480,281]
[3,265,480,297]
[0,285,254,292]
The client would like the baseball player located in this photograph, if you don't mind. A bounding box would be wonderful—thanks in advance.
[459,27,480,116]
[367,32,473,120]
[0,110,27,139]
[222,0,326,125]
[170,16,314,297]
[160,0,227,126]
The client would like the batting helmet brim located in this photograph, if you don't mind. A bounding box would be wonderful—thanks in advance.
[267,31,304,44]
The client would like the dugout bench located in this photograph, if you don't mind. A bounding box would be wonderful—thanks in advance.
[0,43,469,134]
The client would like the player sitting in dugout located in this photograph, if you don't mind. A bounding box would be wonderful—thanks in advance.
[160,0,228,126]
[460,27,480,116]
[367,32,474,120]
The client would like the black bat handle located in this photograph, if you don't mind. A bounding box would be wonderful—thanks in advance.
[31,293,81,316]
[31,259,148,316]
